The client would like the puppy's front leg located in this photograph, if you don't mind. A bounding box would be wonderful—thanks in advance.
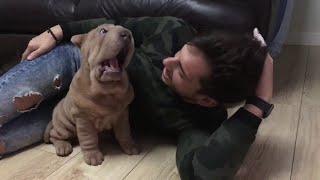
[113,110,140,155]
[76,119,104,166]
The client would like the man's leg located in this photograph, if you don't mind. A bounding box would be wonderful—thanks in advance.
[0,43,81,155]
[0,43,81,123]
[0,94,65,156]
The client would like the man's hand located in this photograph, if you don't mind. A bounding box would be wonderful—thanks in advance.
[21,25,63,60]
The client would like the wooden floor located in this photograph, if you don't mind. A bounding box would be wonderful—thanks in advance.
[0,45,319,180]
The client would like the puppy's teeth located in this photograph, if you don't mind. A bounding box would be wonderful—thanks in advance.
[110,58,119,69]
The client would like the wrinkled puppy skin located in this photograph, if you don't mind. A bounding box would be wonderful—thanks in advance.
[43,24,139,166]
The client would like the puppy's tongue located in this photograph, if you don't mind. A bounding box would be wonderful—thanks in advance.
[109,58,119,69]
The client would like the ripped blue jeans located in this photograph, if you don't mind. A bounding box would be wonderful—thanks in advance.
[0,44,81,155]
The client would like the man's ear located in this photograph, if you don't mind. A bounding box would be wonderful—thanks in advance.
[71,34,87,48]
[194,94,218,108]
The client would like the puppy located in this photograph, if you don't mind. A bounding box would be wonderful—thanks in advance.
[44,24,139,166]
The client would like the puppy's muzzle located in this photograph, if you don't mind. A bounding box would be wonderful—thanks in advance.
[97,27,134,82]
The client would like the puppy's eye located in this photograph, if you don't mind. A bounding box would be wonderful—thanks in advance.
[100,28,108,34]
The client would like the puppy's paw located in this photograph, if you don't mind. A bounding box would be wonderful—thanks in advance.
[83,150,104,166]
[54,141,73,156]
[120,142,140,155]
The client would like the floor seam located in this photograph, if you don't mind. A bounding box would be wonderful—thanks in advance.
[121,145,157,180]
[289,46,310,180]
[43,150,81,179]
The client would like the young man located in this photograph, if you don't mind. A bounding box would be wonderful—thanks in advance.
[2,16,273,179]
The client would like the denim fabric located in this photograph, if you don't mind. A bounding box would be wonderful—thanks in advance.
[0,43,81,125]
[0,44,81,155]
[0,94,65,155]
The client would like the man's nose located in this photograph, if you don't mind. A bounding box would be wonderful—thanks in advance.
[163,56,178,68]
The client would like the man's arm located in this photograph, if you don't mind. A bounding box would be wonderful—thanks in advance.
[21,19,111,60]
[177,53,273,180]
[244,53,273,117]
[22,16,196,61]
[177,108,262,180]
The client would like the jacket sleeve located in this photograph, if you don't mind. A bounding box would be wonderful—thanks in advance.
[176,107,262,180]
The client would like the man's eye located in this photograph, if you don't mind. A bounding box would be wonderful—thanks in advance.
[100,28,108,34]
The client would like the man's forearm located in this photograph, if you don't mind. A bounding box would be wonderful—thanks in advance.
[202,108,262,178]
[176,108,262,180]
[47,25,64,42]
[244,52,274,118]
[47,18,112,42]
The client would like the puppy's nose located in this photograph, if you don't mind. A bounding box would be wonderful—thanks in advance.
[119,31,131,41]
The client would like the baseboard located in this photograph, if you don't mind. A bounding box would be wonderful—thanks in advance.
[286,32,320,45]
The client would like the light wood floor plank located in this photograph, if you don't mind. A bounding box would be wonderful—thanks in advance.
[235,104,300,180]
[291,46,320,180]
[124,142,180,180]
[45,137,155,180]
[235,45,308,180]
[291,107,320,180]
[0,144,80,180]
[272,45,309,105]
[298,46,320,107]
[36,143,81,155]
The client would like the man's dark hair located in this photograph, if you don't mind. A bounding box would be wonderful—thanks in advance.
[188,30,268,103]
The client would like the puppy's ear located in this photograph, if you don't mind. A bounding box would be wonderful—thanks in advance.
[71,34,87,48]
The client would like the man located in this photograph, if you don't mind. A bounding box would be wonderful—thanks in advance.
[17,16,273,179]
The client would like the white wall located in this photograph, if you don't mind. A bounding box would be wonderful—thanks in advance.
[286,0,320,45]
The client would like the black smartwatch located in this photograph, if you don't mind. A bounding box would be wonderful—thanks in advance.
[246,96,274,118]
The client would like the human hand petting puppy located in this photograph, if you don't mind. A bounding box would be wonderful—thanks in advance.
[21,25,63,60]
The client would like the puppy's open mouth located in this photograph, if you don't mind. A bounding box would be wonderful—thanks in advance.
[99,46,128,73]
[98,45,129,82]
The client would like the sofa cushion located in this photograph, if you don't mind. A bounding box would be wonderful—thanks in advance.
[0,0,270,36]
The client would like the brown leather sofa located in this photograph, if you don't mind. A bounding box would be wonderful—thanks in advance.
[0,0,275,72]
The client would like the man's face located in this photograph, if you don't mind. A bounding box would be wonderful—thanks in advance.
[162,44,214,105]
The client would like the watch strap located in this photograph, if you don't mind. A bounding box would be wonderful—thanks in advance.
[246,96,274,118]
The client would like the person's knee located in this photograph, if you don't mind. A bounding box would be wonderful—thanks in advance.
[12,91,44,113]
[0,115,8,125]
[0,90,44,126]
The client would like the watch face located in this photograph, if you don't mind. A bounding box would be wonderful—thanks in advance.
[264,104,274,118]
